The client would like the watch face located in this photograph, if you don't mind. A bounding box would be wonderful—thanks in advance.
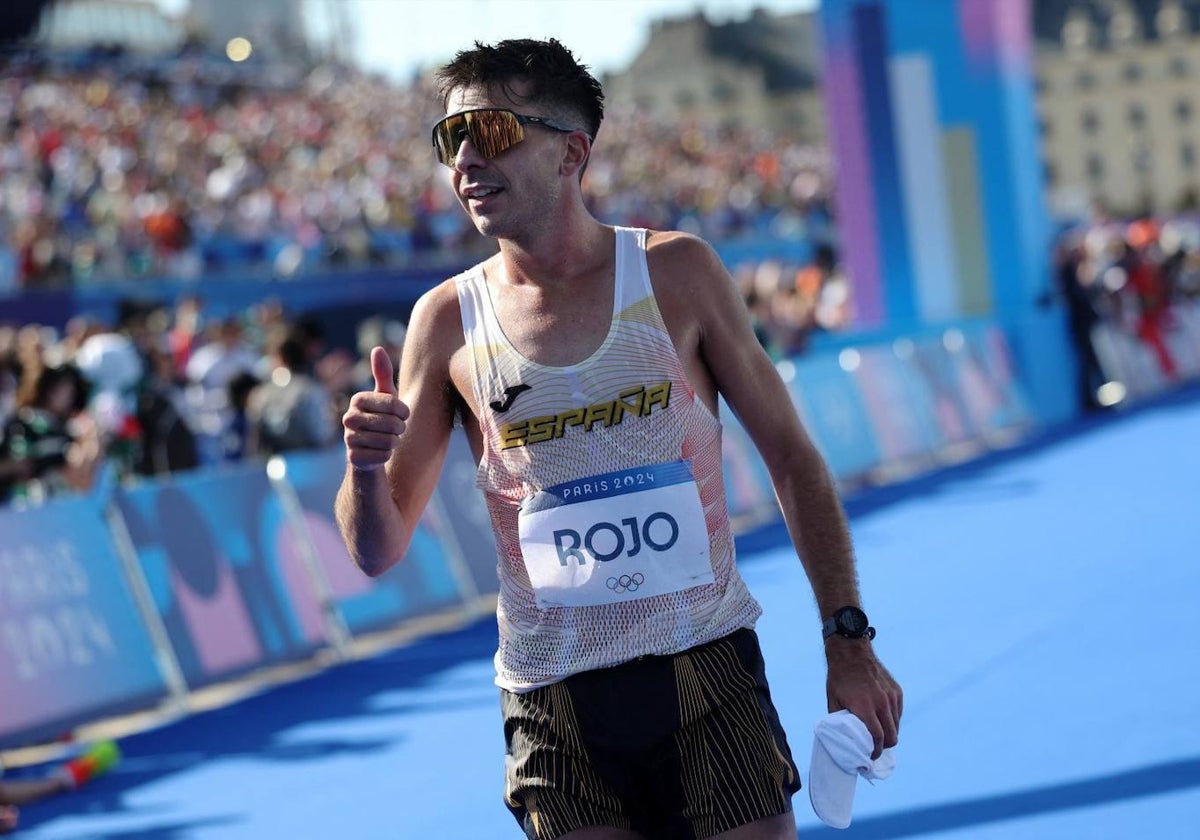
[837,607,868,635]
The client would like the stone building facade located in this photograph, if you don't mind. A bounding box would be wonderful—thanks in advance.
[1034,0,1200,216]
[602,9,826,144]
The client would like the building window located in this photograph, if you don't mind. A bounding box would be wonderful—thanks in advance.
[1123,62,1143,83]
[1128,104,1147,129]
[1176,100,1193,123]
[711,82,736,103]
[1039,117,1052,138]
[1087,154,1104,181]
[1183,143,1196,169]
[1076,70,1096,90]
[1170,56,1190,77]
[1132,143,1152,173]
[1082,110,1100,133]
[1044,161,1057,186]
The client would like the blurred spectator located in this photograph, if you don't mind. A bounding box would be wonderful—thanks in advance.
[167,294,206,378]
[243,326,337,456]
[729,242,850,358]
[132,342,199,475]
[1122,221,1178,379]
[313,344,357,419]
[811,243,854,333]
[291,315,329,372]
[75,327,143,438]
[0,362,100,505]
[1055,239,1107,412]
[351,315,405,392]
[184,316,261,463]
[0,326,20,427]
[224,369,261,461]
[1052,213,1200,404]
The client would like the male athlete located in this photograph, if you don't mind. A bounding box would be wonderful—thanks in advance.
[336,38,902,840]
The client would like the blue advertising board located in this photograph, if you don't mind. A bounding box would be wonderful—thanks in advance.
[277,448,466,635]
[0,496,167,747]
[786,353,883,482]
[114,464,327,688]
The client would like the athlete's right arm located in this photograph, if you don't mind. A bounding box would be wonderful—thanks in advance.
[335,285,460,576]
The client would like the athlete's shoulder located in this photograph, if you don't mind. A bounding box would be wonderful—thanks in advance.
[411,253,492,320]
[644,229,717,258]
[644,230,730,300]
[410,276,459,327]
[406,264,480,356]
[645,229,725,279]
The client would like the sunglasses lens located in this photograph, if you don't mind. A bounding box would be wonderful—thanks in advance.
[433,110,524,165]
[468,110,523,159]
[432,115,463,166]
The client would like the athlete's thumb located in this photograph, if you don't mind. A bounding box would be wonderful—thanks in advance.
[370,346,397,396]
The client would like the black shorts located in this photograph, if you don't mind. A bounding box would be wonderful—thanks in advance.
[500,628,800,839]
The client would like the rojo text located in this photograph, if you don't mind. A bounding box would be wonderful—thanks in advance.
[553,512,679,565]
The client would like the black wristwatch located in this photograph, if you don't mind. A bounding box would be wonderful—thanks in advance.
[822,606,876,641]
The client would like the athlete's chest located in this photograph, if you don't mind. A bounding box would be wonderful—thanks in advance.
[489,281,614,368]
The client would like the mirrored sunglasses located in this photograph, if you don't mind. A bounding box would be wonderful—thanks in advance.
[431,108,580,167]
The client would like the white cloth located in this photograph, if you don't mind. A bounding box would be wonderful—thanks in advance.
[76,332,144,434]
[76,332,143,393]
[808,710,896,829]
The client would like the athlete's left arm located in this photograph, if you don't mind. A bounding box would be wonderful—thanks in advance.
[648,231,902,758]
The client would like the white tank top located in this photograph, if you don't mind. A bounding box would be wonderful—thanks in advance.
[455,226,761,692]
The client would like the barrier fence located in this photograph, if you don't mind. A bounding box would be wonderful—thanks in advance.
[3,315,1192,749]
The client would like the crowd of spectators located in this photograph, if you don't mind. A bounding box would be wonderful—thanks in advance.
[0,46,837,291]
[0,43,849,475]
[0,293,406,507]
[1054,214,1200,410]
[732,241,854,358]
[0,245,859,508]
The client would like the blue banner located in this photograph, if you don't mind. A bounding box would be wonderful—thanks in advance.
[851,344,944,467]
[954,325,1036,437]
[114,464,326,688]
[786,353,883,481]
[0,496,166,747]
[278,448,465,635]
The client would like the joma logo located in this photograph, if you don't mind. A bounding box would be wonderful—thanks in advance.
[490,384,531,413]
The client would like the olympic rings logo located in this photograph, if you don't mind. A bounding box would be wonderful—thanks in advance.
[606,572,645,594]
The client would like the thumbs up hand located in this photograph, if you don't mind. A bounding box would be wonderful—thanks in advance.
[342,346,410,471]
[371,345,398,396]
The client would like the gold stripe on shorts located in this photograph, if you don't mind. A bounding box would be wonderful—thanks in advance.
[674,637,793,837]
[506,681,630,838]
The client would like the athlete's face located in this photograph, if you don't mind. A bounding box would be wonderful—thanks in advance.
[442,81,573,242]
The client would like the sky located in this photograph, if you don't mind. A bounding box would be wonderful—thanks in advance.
[345,0,818,80]
[159,0,819,81]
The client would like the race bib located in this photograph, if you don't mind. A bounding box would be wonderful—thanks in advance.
[517,460,714,608]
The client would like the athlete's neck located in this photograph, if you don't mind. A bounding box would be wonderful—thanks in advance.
[495,216,613,290]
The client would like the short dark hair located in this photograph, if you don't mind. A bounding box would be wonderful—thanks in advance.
[435,38,605,140]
